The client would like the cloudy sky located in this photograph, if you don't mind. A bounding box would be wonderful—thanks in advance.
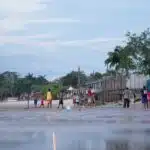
[0,0,150,80]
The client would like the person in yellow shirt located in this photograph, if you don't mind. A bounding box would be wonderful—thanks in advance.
[47,89,52,108]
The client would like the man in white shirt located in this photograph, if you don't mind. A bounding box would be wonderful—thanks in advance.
[123,87,132,108]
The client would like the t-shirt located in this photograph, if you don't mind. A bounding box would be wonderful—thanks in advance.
[88,89,92,97]
[76,95,79,102]
[141,89,147,98]
[47,92,52,101]
[41,99,44,105]
[60,93,64,100]
[123,89,131,99]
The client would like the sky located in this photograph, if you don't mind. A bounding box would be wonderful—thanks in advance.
[0,0,150,80]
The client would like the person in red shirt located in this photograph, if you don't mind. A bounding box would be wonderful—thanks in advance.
[87,87,92,106]
[88,88,92,97]
[39,96,45,108]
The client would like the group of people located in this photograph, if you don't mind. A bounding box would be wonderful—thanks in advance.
[33,87,96,109]
[123,86,150,109]
[72,87,96,108]
[33,88,53,108]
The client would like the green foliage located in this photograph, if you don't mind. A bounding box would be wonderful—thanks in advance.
[0,72,49,100]
[105,46,136,76]
[60,71,87,87]
[41,84,62,99]
[88,72,103,81]
[126,28,150,75]
[105,28,150,76]
[31,85,42,92]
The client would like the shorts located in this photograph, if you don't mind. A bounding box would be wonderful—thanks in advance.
[59,99,63,105]
[47,100,52,104]
[34,100,37,105]
[76,102,79,105]
[88,97,92,103]
[142,96,148,103]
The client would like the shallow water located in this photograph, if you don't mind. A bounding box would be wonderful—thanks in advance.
[0,108,150,150]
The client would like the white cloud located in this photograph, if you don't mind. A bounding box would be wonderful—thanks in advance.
[0,0,46,13]
[0,0,45,33]
[0,34,123,47]
[0,0,80,33]
[28,18,80,23]
[60,38,123,46]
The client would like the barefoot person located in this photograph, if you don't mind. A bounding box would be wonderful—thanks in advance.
[73,93,76,107]
[58,92,64,109]
[146,79,150,108]
[46,89,52,108]
[34,96,38,108]
[87,87,92,107]
[141,86,148,109]
[76,94,80,107]
[123,87,132,108]
[39,96,45,108]
[91,89,96,107]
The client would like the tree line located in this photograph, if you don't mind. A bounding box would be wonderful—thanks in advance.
[0,71,103,101]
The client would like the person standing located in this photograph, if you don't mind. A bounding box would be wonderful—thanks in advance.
[58,92,64,109]
[73,93,76,107]
[87,87,92,107]
[91,89,96,107]
[123,87,131,108]
[146,79,150,107]
[34,96,38,108]
[76,94,80,106]
[39,96,45,108]
[46,89,52,108]
[141,86,148,109]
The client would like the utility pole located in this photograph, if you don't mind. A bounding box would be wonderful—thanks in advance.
[78,66,80,89]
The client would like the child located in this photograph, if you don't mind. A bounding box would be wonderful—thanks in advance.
[73,93,76,107]
[40,96,45,108]
[34,96,38,108]
[76,94,80,106]
[58,92,64,109]
[47,89,52,108]
[87,87,92,107]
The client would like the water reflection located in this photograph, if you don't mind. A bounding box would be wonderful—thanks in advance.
[1,130,150,150]
[67,139,103,150]
[144,144,150,150]
[105,140,129,150]
[0,131,47,150]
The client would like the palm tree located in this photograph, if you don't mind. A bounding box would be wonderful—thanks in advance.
[105,46,136,77]
[105,46,121,71]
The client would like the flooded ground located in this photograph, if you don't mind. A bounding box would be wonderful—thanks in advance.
[0,107,150,150]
